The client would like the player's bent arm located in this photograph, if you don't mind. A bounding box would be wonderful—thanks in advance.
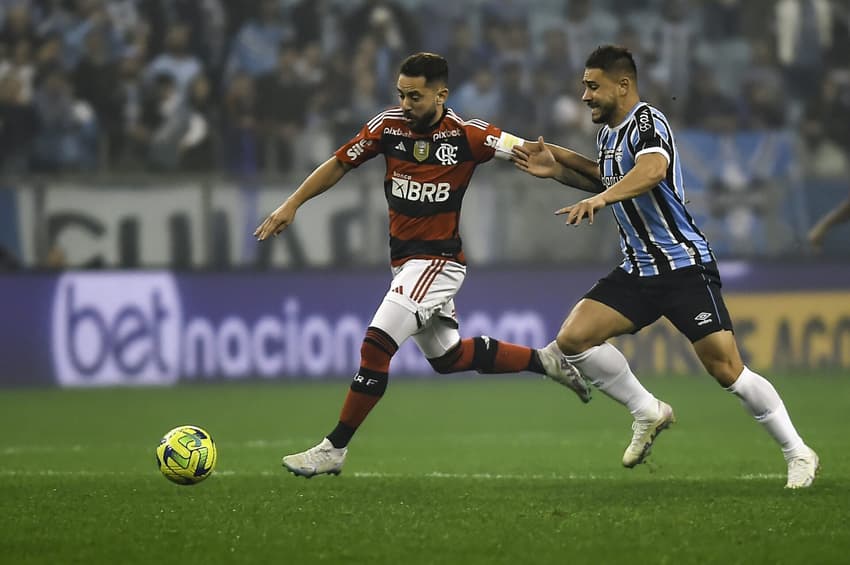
[555,153,668,225]
[545,143,601,181]
[598,153,667,205]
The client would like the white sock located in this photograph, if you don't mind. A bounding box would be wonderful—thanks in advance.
[726,366,807,459]
[566,342,657,417]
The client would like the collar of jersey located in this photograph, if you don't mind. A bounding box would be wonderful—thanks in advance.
[608,101,644,132]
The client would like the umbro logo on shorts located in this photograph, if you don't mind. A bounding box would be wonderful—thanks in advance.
[694,312,713,326]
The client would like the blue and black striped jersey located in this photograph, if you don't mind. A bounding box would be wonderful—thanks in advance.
[597,102,715,276]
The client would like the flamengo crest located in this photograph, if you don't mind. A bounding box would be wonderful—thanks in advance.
[435,143,458,165]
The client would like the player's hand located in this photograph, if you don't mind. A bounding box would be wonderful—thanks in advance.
[254,200,297,240]
[512,136,559,178]
[555,194,607,225]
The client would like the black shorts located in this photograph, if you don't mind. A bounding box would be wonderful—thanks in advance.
[584,262,734,343]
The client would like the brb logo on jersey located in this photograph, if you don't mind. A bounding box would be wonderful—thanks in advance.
[391,175,451,202]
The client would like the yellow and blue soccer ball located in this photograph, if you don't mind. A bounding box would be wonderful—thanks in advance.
[156,425,217,485]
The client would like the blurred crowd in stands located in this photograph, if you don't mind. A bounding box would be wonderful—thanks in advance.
[0,0,848,177]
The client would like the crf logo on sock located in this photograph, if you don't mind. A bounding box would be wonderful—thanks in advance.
[353,374,381,387]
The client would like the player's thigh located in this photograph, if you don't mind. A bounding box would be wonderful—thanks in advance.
[658,263,741,386]
[692,330,744,387]
[411,312,461,359]
[560,267,656,354]
[558,298,637,354]
[662,263,734,343]
[378,259,465,352]
[369,296,421,347]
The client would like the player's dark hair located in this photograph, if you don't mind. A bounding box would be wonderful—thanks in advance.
[585,45,638,81]
[399,52,449,86]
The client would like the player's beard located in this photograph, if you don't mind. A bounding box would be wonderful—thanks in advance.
[589,101,613,124]
[405,106,438,133]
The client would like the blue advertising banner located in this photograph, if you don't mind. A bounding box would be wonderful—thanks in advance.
[2,263,849,387]
[42,268,597,387]
[1,274,57,386]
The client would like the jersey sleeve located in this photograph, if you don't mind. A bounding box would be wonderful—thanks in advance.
[631,105,672,165]
[463,120,503,163]
[334,116,384,168]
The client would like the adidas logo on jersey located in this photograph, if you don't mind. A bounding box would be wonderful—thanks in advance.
[394,141,406,152]
[391,285,404,295]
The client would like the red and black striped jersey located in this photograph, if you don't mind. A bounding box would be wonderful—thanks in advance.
[334,107,502,267]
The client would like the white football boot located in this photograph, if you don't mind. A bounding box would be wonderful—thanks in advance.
[622,400,675,468]
[785,447,819,489]
[538,341,592,403]
[282,438,347,478]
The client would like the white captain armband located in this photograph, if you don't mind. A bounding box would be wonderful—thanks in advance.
[492,131,528,160]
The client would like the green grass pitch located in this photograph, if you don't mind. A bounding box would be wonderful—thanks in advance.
[1,373,848,564]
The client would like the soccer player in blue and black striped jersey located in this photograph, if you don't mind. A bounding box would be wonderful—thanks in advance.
[513,45,819,488]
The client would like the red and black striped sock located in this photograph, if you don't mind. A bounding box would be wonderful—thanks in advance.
[327,327,398,448]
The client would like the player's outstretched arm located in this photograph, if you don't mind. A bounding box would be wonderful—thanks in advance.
[254,157,352,240]
[513,137,603,193]
[537,137,600,182]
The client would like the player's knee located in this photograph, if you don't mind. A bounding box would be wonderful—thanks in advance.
[428,340,466,374]
[360,326,399,372]
[556,328,595,356]
[428,337,495,374]
[695,336,744,386]
[428,357,454,374]
[701,356,743,387]
[710,363,741,386]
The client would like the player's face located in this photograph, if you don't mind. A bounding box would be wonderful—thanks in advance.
[397,74,447,132]
[581,68,618,125]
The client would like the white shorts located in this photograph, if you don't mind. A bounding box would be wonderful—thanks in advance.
[369,258,466,359]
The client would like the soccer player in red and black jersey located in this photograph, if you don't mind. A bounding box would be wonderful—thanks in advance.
[255,52,597,478]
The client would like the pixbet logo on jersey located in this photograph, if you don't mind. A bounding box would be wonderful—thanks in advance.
[391,176,451,202]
